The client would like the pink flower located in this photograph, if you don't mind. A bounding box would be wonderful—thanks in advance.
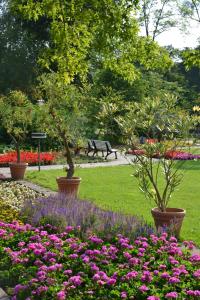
[69,275,82,286]
[168,277,180,284]
[57,291,66,300]
[186,290,200,296]
[139,285,149,292]
[121,291,127,298]
[165,292,178,298]
[193,269,200,278]
[147,296,160,300]
[107,278,116,285]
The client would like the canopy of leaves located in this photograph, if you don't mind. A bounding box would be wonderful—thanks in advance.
[0,90,33,143]
[9,0,172,82]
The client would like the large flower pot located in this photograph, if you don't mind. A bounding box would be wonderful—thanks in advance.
[9,162,28,180]
[56,177,81,199]
[151,207,186,237]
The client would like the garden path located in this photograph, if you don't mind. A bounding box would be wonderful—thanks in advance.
[0,153,133,178]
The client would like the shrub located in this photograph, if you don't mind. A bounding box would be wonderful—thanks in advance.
[0,221,199,299]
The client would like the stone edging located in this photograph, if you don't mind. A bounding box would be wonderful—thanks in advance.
[17,180,56,196]
[0,288,10,300]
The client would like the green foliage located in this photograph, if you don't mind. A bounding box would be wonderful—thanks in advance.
[9,0,172,82]
[0,90,33,162]
[117,93,193,211]
[37,72,87,177]
[182,47,200,69]
[0,0,45,94]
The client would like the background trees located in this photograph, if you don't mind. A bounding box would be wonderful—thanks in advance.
[0,0,199,147]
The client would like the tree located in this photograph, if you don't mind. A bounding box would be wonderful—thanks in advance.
[179,0,200,23]
[179,1,200,68]
[0,90,33,163]
[117,94,193,214]
[9,0,172,83]
[139,0,178,41]
[0,0,45,94]
[37,72,87,178]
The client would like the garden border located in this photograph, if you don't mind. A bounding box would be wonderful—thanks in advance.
[0,288,10,300]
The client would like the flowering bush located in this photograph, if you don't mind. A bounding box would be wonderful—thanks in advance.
[0,181,44,211]
[0,222,200,299]
[0,151,56,166]
[0,203,21,223]
[21,194,153,240]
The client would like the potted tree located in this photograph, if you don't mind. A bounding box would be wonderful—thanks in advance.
[117,94,193,236]
[0,90,33,180]
[38,73,87,198]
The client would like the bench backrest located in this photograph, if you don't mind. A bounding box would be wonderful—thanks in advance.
[88,139,94,149]
[105,141,112,152]
[93,140,107,151]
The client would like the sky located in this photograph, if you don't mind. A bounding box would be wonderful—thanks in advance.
[156,21,200,49]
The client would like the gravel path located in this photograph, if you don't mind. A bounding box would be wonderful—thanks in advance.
[0,153,133,178]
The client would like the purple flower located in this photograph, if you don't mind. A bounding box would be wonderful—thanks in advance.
[121,291,127,299]
[168,277,180,284]
[186,290,200,296]
[69,275,82,286]
[14,284,27,294]
[57,291,66,300]
[165,292,178,298]
[139,285,149,292]
[193,269,200,278]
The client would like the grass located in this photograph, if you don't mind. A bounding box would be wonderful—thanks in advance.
[55,153,110,165]
[26,161,200,245]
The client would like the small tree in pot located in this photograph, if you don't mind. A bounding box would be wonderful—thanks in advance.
[38,73,87,198]
[117,94,193,236]
[0,90,33,179]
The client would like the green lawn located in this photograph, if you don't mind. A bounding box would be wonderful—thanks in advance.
[26,161,200,245]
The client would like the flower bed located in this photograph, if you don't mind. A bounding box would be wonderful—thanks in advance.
[127,149,200,161]
[0,181,44,223]
[21,194,152,240]
[0,222,199,299]
[0,181,44,211]
[0,151,56,166]
[165,150,200,160]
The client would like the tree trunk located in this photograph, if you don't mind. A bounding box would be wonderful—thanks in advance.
[16,143,21,163]
[63,139,74,179]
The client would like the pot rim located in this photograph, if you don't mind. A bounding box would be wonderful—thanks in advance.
[56,176,81,181]
[151,207,186,214]
[9,162,28,166]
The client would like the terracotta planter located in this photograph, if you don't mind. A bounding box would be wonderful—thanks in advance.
[151,207,186,237]
[9,162,28,180]
[56,176,81,199]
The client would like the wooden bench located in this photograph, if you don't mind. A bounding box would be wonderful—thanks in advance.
[86,139,118,159]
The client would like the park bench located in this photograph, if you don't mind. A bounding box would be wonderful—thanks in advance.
[86,139,118,159]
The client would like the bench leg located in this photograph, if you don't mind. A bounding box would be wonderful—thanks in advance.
[115,152,117,159]
[105,151,111,160]
[102,151,104,157]
[93,150,98,157]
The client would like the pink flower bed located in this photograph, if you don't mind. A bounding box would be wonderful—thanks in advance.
[127,149,200,161]
[0,221,200,299]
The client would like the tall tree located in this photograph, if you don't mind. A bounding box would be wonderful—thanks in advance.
[180,0,200,23]
[139,0,178,41]
[0,0,46,94]
[9,0,172,83]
